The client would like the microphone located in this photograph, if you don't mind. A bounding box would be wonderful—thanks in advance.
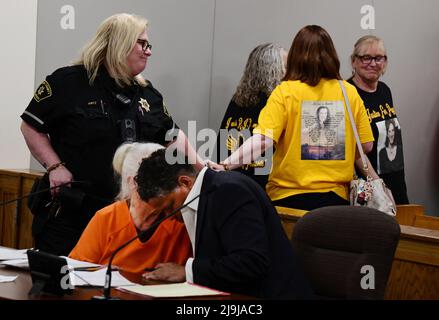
[0,180,90,206]
[92,185,216,300]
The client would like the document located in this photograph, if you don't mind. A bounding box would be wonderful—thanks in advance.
[62,257,102,270]
[0,253,101,270]
[71,268,135,287]
[0,275,18,283]
[118,282,229,298]
[0,259,29,269]
[0,248,28,260]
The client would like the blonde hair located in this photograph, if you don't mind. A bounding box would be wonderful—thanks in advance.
[233,43,285,107]
[113,142,165,200]
[76,13,148,87]
[351,35,387,74]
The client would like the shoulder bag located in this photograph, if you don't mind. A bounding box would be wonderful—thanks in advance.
[339,80,396,216]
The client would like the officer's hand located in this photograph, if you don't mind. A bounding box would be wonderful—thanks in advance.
[49,165,73,196]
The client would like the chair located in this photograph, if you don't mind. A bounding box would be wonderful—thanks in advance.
[291,206,400,299]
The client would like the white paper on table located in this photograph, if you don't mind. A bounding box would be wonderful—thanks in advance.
[0,275,18,283]
[70,268,135,287]
[0,248,28,260]
[0,255,102,271]
[0,259,29,269]
[62,257,102,270]
[118,282,229,298]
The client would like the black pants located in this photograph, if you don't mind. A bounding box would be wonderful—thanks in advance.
[272,191,349,211]
[34,216,84,256]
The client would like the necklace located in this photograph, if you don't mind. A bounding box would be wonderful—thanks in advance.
[387,146,397,161]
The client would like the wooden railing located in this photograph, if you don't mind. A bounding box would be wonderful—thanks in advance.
[395,204,439,230]
[0,169,44,249]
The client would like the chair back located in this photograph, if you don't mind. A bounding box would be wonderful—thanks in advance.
[291,206,400,299]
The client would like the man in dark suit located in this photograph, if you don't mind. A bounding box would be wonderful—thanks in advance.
[136,148,312,299]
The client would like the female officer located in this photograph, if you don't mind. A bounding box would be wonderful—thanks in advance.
[20,13,202,255]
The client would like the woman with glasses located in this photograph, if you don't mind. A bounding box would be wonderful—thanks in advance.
[348,35,409,204]
[210,25,375,211]
[20,13,203,256]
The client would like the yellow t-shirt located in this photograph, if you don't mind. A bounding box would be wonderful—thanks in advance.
[253,79,374,201]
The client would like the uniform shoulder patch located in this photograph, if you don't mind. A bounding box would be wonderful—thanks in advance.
[33,80,52,102]
[163,102,171,117]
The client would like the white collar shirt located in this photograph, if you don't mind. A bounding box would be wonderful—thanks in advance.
[183,166,208,283]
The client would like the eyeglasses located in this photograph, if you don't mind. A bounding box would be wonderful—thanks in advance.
[137,39,152,52]
[356,55,387,64]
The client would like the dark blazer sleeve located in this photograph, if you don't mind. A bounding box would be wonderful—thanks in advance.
[192,181,270,289]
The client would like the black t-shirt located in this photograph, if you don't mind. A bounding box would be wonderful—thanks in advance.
[217,93,270,189]
[21,65,177,215]
[347,79,409,204]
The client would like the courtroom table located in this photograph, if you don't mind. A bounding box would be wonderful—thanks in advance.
[0,266,252,301]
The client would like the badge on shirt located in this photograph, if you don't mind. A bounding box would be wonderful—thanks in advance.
[138,98,150,115]
[139,98,151,112]
[33,80,52,102]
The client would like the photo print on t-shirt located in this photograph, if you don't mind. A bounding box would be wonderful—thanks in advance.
[301,100,345,160]
[376,118,404,174]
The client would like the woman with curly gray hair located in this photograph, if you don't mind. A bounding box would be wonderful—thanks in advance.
[217,43,287,189]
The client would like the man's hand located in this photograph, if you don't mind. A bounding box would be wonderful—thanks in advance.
[142,263,186,282]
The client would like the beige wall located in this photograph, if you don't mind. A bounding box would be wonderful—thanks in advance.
[0,0,37,168]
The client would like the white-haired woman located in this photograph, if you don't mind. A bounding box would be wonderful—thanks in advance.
[348,35,409,204]
[69,142,192,273]
[20,13,203,255]
[217,43,287,189]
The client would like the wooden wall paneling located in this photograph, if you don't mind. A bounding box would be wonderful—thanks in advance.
[384,225,439,300]
[17,173,40,248]
[0,169,43,249]
[385,260,439,299]
[413,215,439,231]
[0,171,21,247]
[395,204,425,226]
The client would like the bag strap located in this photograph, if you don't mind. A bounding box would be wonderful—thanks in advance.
[338,80,368,172]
